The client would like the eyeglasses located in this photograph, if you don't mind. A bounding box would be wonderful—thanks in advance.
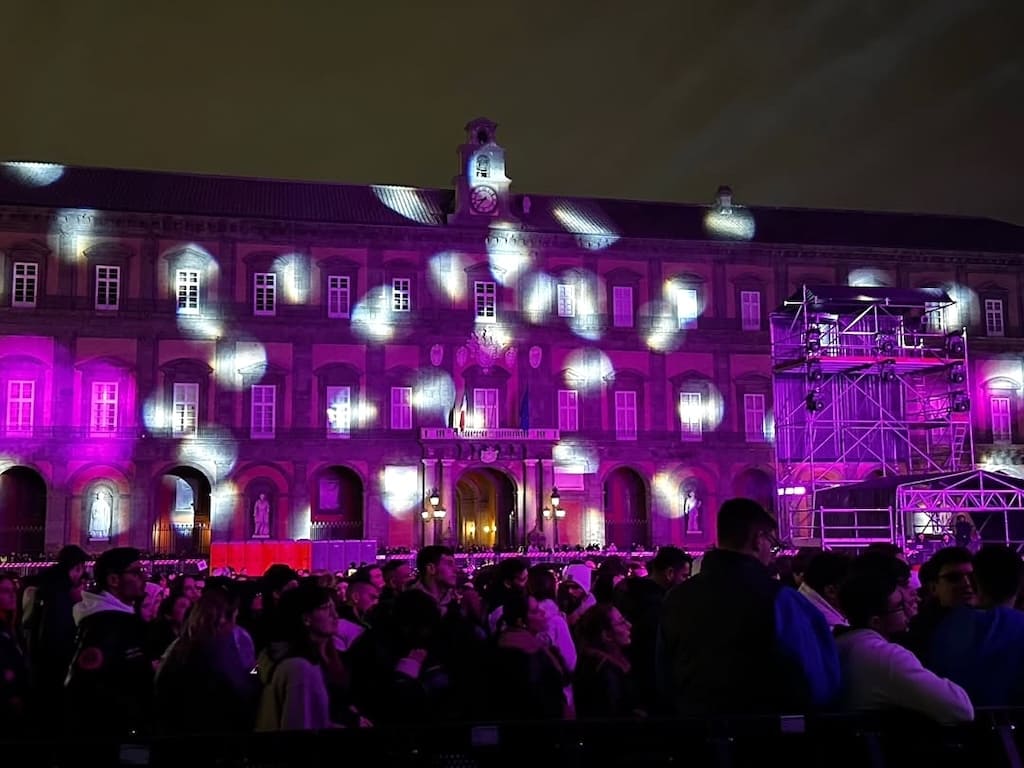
[762,530,784,555]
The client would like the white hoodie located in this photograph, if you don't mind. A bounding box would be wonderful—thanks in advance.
[72,590,135,624]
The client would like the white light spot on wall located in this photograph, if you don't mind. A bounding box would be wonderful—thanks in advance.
[428,251,468,301]
[644,300,684,352]
[552,202,620,246]
[382,465,420,516]
[564,349,614,392]
[703,207,755,240]
[371,185,444,226]
[848,268,893,288]
[215,342,267,389]
[3,161,64,186]
[351,286,396,343]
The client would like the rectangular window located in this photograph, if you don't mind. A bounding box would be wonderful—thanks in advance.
[254,272,276,316]
[744,393,766,442]
[992,396,1012,443]
[474,387,499,429]
[615,390,638,440]
[6,380,34,435]
[176,269,200,315]
[90,381,118,435]
[740,290,761,331]
[677,287,699,329]
[985,299,1005,337]
[612,286,634,328]
[392,278,411,312]
[557,284,576,318]
[391,386,413,430]
[474,281,496,323]
[251,385,276,439]
[679,392,703,441]
[558,389,579,432]
[95,265,120,310]
[327,275,351,318]
[172,382,199,436]
[326,385,351,438]
[12,262,38,308]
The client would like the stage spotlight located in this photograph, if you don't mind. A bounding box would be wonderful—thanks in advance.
[945,332,965,357]
[874,332,897,356]
[879,360,896,383]
[805,327,821,356]
[805,389,824,413]
[806,361,823,383]
[951,392,971,413]
[948,363,965,384]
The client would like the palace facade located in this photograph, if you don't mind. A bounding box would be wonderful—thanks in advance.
[1,118,1023,557]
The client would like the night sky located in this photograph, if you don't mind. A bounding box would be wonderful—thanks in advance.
[3,1,1022,224]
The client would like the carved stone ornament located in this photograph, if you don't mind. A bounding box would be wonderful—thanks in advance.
[529,346,542,369]
[430,344,444,366]
[480,445,499,463]
[456,345,469,368]
[504,346,517,368]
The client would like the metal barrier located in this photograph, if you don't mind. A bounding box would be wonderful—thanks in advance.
[5,711,1023,768]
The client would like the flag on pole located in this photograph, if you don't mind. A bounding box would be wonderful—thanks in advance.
[457,392,468,431]
[519,387,530,430]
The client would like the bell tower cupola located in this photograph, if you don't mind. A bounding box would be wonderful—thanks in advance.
[449,117,514,225]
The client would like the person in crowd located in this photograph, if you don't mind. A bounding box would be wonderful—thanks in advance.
[573,603,638,718]
[925,544,1024,706]
[0,572,30,734]
[798,551,850,630]
[154,587,260,735]
[65,547,154,739]
[659,497,840,715]
[834,564,973,723]
[906,547,976,657]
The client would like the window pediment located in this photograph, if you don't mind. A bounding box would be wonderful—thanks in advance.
[76,356,132,374]
[83,242,133,262]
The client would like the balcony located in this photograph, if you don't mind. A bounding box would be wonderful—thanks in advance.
[420,428,560,441]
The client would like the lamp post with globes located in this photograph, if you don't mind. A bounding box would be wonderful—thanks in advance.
[423,488,446,545]
[543,487,566,548]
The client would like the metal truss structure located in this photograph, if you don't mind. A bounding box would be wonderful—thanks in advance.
[771,285,976,545]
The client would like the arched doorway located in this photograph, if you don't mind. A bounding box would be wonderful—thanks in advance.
[152,466,211,555]
[604,467,649,549]
[732,467,776,514]
[312,466,364,540]
[455,468,517,550]
[0,466,46,555]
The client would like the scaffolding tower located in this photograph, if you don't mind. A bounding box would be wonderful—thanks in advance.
[771,285,975,546]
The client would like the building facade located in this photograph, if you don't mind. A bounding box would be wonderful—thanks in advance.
[1,118,1023,557]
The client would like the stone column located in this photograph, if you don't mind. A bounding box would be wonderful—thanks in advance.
[522,458,538,545]
[540,459,555,533]
[292,461,309,540]
[440,459,456,546]
[421,458,438,546]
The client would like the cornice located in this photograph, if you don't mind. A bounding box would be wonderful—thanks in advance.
[0,204,1021,267]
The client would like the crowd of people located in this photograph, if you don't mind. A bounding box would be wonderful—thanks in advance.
[0,496,1021,743]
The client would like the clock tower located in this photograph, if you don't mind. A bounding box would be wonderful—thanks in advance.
[449,117,515,225]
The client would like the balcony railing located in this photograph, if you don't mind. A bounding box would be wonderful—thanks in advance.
[420,427,560,441]
[151,522,211,556]
[309,520,364,541]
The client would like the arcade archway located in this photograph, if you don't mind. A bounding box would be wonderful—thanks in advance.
[604,467,649,548]
[0,466,46,555]
[312,465,364,540]
[152,466,211,555]
[455,468,517,549]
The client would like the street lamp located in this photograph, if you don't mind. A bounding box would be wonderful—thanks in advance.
[425,488,446,543]
[543,488,565,547]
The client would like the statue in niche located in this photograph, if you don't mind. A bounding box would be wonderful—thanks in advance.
[252,492,271,538]
[682,488,703,534]
[89,489,112,541]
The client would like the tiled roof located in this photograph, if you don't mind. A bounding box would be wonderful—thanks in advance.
[1,161,1022,254]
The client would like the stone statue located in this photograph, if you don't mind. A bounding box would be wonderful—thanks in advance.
[89,489,112,540]
[682,489,702,534]
[252,492,271,538]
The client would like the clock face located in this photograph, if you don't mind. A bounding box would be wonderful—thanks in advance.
[470,185,498,215]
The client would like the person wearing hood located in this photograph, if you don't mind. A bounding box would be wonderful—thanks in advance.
[65,547,153,739]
